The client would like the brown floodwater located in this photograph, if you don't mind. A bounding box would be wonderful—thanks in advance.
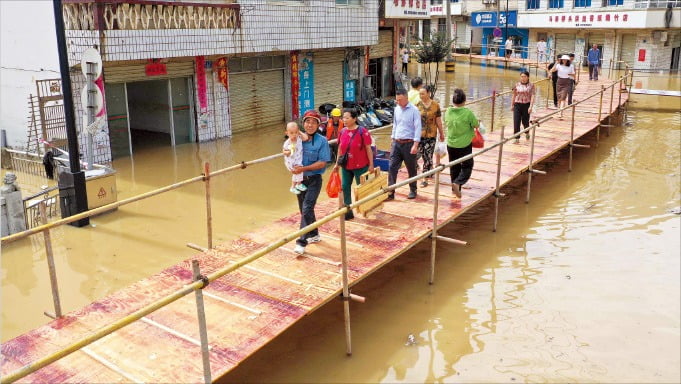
[2,63,679,383]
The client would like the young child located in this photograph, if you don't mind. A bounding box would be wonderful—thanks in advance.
[283,122,309,194]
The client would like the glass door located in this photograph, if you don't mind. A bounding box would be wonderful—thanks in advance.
[106,83,132,159]
[169,77,194,145]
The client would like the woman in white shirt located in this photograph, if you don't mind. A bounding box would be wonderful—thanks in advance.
[549,55,576,118]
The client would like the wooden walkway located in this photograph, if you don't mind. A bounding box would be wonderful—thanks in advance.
[1,79,629,383]
[452,52,547,69]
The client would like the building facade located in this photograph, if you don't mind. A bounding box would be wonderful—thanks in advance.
[62,0,378,163]
[517,0,681,69]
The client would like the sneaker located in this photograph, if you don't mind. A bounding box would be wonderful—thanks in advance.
[290,187,301,194]
[307,235,322,243]
[295,183,307,192]
[386,194,395,201]
[407,191,417,199]
[293,244,305,255]
[452,183,462,198]
[420,180,428,188]
[344,211,354,220]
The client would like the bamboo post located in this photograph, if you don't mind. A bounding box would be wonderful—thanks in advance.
[338,190,352,356]
[596,85,604,144]
[40,202,62,318]
[191,260,212,384]
[490,90,496,132]
[608,84,614,136]
[525,122,539,203]
[203,162,213,249]
[568,104,576,172]
[493,125,506,232]
[429,167,441,285]
[545,77,550,109]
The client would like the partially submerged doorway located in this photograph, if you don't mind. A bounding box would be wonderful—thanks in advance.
[107,77,195,159]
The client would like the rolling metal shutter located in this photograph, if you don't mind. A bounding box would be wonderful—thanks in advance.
[455,21,469,48]
[370,30,393,59]
[554,34,575,57]
[229,70,285,134]
[620,34,637,68]
[103,61,195,83]
[313,50,344,108]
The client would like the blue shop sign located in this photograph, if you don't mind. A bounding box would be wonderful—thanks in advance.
[344,80,356,102]
[471,11,517,28]
[298,53,314,113]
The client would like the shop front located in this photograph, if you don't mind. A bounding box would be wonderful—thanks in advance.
[471,11,528,59]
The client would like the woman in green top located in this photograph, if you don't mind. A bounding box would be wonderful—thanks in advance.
[443,88,479,198]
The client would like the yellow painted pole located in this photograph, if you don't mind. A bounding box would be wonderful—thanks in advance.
[204,162,213,249]
[429,165,441,285]
[490,90,496,133]
[191,260,212,384]
[338,190,352,356]
[568,104,576,172]
[40,202,62,318]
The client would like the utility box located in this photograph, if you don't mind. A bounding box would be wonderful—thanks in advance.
[84,169,117,210]
[58,167,117,217]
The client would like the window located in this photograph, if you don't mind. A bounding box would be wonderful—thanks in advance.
[574,0,591,6]
[336,0,362,4]
[438,18,446,34]
[548,0,564,8]
[422,19,431,40]
[607,0,623,5]
[527,0,540,9]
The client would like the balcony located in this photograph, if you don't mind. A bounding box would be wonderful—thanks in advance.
[634,0,681,7]
[62,0,240,30]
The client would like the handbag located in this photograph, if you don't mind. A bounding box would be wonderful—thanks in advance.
[471,127,484,148]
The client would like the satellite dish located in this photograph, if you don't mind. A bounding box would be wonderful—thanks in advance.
[81,48,102,79]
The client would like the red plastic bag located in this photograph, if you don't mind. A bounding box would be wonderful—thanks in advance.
[326,170,341,198]
[472,128,484,148]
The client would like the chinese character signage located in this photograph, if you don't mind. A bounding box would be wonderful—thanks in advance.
[291,52,299,119]
[344,80,356,102]
[385,0,429,19]
[195,56,208,112]
[298,53,314,117]
[145,59,167,76]
[471,11,517,28]
[519,11,641,29]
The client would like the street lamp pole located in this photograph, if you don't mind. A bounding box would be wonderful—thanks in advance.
[505,0,509,43]
[52,0,89,227]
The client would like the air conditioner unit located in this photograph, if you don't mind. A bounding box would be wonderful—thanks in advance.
[482,0,497,4]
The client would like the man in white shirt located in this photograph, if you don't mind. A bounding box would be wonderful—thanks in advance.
[402,50,409,74]
[536,38,547,62]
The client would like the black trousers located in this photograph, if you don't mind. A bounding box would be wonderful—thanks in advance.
[513,102,531,135]
[401,62,408,74]
[447,144,474,186]
[567,79,575,105]
[388,141,418,195]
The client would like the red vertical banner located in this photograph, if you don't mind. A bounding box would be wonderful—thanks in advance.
[216,57,229,91]
[364,46,370,76]
[637,49,646,62]
[196,56,208,112]
[291,51,300,120]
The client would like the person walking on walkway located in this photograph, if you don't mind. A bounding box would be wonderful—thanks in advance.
[549,55,576,119]
[325,107,344,163]
[292,110,331,255]
[387,88,421,201]
[505,37,514,58]
[587,44,601,81]
[444,88,479,198]
[546,55,560,108]
[568,53,578,105]
[402,50,410,74]
[408,77,423,105]
[415,87,444,187]
[511,70,536,144]
[332,108,374,220]
[536,38,547,62]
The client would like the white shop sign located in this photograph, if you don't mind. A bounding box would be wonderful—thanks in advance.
[519,11,647,29]
[385,0,430,19]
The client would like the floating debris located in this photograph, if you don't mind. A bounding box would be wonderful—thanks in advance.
[405,333,417,346]
[669,207,681,215]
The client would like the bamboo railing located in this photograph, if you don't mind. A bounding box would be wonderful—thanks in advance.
[0,70,633,384]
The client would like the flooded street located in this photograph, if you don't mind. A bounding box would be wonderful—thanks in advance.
[2,63,680,382]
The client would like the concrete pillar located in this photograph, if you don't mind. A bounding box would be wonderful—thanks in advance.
[1,173,26,236]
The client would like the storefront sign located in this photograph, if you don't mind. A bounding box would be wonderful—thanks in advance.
[385,0,429,19]
[638,49,646,62]
[291,52,300,119]
[429,1,462,16]
[215,57,229,91]
[196,56,208,112]
[298,53,314,115]
[344,80,356,102]
[518,11,646,29]
[471,11,517,28]
[145,60,167,76]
